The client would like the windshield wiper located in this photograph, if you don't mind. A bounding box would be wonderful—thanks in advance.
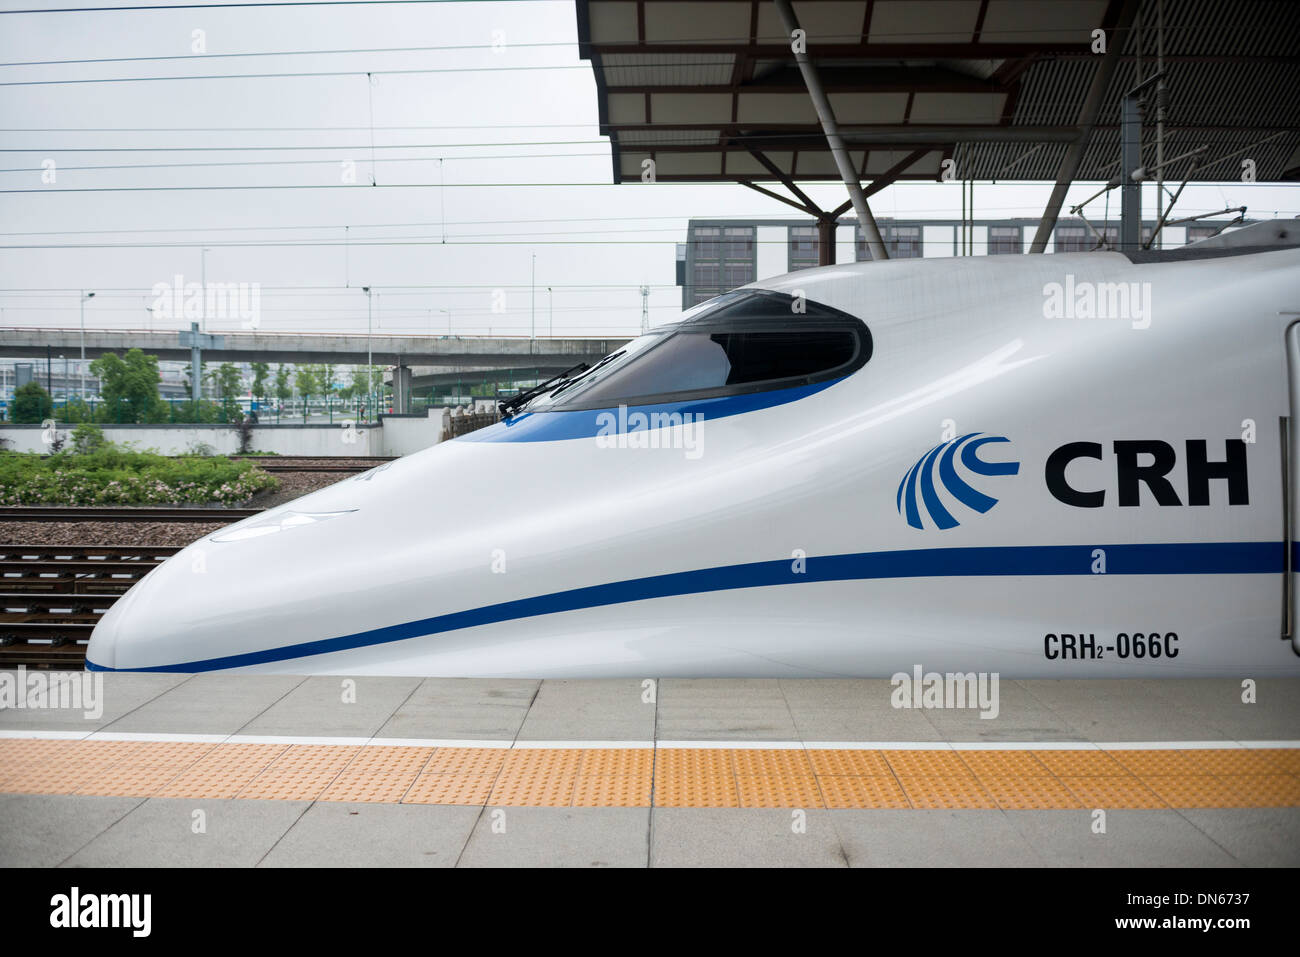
[497,362,589,419]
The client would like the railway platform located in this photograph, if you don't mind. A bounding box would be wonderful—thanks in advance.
[1,672,1296,867]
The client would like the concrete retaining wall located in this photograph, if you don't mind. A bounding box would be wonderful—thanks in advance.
[0,408,451,457]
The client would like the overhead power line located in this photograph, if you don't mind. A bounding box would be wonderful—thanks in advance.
[0,62,588,86]
[0,0,522,15]
[0,39,579,67]
[0,124,596,131]
[0,139,604,151]
[0,213,710,237]
[0,151,609,174]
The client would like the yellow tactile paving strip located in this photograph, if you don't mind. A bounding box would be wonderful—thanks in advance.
[2,739,1299,809]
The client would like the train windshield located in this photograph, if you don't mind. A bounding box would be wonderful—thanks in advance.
[526,289,870,412]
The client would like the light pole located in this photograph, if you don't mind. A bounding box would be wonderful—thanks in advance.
[363,286,372,421]
[530,254,536,348]
[79,291,94,400]
[199,247,210,333]
[547,287,552,337]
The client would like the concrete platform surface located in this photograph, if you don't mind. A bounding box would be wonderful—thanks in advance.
[0,673,1295,867]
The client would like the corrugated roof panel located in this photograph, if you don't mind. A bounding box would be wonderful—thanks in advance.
[602,53,736,87]
[979,0,1109,44]
[579,0,1300,184]
[754,2,868,44]
[867,0,982,43]
[620,129,722,147]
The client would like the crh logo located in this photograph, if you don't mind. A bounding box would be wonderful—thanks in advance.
[897,433,1019,530]
[1046,439,1249,507]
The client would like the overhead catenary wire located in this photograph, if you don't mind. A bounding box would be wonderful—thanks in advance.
[0,213,738,237]
[0,39,588,68]
[0,62,592,86]
[0,152,612,173]
[0,0,559,15]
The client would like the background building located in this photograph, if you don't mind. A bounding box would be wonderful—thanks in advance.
[679,218,1243,307]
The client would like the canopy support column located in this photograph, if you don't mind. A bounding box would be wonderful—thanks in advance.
[773,0,888,261]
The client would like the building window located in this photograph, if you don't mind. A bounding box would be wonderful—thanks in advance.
[694,226,721,260]
[1186,225,1219,244]
[988,226,1022,255]
[1054,226,1089,253]
[694,263,720,288]
[856,224,923,260]
[890,226,922,258]
[723,263,751,289]
[724,226,753,259]
[788,225,820,271]
[688,224,754,306]
[1056,224,1120,252]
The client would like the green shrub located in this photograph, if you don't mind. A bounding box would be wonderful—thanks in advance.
[168,399,223,424]
[11,382,53,424]
[0,446,279,505]
[58,397,94,424]
[71,422,107,455]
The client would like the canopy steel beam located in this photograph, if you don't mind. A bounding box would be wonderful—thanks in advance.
[1029,0,1140,254]
[738,179,817,215]
[744,148,822,213]
[772,0,888,261]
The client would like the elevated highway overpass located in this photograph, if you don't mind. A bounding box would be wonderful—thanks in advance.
[0,328,629,371]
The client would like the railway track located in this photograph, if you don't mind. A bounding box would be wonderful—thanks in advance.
[0,545,181,668]
[232,455,395,462]
[0,506,262,522]
[229,456,396,475]
[255,464,373,473]
[0,460,393,665]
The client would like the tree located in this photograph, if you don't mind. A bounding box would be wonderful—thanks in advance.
[250,361,270,405]
[294,365,318,401]
[90,349,165,424]
[12,381,53,423]
[294,366,319,421]
[274,364,292,403]
[213,362,243,421]
[350,365,386,396]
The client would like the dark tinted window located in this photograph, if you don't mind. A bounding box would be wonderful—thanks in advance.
[532,290,870,411]
[573,330,857,407]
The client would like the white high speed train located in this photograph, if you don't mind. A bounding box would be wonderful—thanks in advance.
[87,222,1300,677]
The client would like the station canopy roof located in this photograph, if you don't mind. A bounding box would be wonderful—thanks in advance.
[575,0,1300,189]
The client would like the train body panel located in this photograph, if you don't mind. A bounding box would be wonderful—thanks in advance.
[87,238,1300,677]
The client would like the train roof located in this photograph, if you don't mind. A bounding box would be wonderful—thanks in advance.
[744,220,1300,330]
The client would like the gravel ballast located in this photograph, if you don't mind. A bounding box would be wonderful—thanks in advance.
[0,467,354,546]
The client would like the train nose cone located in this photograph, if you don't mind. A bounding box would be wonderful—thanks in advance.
[84,444,520,673]
[86,566,155,671]
[85,605,118,671]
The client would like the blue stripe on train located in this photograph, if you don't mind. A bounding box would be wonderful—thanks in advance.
[456,378,842,443]
[86,540,1285,673]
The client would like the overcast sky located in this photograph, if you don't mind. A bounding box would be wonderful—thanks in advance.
[1,0,1296,342]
